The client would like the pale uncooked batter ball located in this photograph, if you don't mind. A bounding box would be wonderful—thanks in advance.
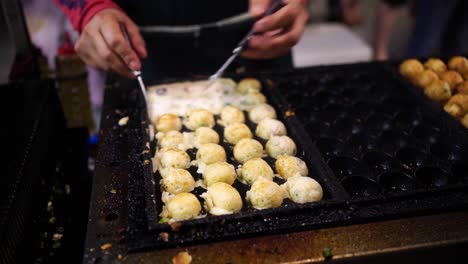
[155,113,182,132]
[161,168,195,194]
[220,105,245,126]
[249,104,277,124]
[184,108,215,130]
[201,182,243,215]
[196,143,226,165]
[159,149,191,169]
[195,127,219,146]
[158,131,184,150]
[266,136,297,159]
[246,177,285,209]
[239,158,274,185]
[237,78,262,94]
[282,176,323,204]
[203,162,237,186]
[241,91,267,110]
[224,123,253,144]
[255,118,287,140]
[275,155,308,179]
[233,138,264,163]
[165,193,201,221]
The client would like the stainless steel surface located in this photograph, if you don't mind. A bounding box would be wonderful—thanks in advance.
[119,23,148,103]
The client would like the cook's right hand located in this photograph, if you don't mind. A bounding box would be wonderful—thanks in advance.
[75,9,147,78]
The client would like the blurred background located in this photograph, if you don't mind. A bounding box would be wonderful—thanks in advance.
[1,0,467,130]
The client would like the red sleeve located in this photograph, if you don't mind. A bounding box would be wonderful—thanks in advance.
[53,0,121,33]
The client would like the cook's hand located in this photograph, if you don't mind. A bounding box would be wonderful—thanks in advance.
[242,0,308,59]
[75,9,147,78]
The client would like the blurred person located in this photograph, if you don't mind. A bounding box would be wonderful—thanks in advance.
[373,0,468,60]
[54,0,309,80]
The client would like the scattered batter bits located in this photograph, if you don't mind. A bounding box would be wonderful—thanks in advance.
[399,56,468,129]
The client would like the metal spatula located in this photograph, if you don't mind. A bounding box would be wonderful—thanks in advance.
[208,0,284,82]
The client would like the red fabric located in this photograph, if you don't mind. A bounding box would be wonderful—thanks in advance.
[53,0,121,33]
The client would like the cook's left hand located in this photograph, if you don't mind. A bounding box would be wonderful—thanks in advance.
[242,0,309,59]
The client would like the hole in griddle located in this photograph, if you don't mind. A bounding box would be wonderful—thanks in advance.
[412,124,441,145]
[430,142,463,163]
[328,156,371,180]
[379,171,417,192]
[394,110,422,131]
[416,167,451,188]
[451,161,468,183]
[365,113,393,133]
[342,176,382,198]
[105,212,119,222]
[363,151,400,175]
[396,147,427,170]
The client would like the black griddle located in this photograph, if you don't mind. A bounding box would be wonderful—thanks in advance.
[97,62,468,253]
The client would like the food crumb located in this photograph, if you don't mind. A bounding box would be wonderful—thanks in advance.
[100,243,112,251]
[52,233,63,241]
[118,116,129,126]
[285,110,295,117]
[172,251,192,264]
[110,189,117,194]
[169,221,182,231]
[159,232,169,242]
[143,159,151,165]
[118,254,123,260]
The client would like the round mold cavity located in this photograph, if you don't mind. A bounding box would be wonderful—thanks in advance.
[366,113,393,133]
[342,175,382,198]
[328,156,371,180]
[332,117,363,137]
[412,124,441,145]
[305,121,327,137]
[377,130,411,155]
[317,109,344,125]
[451,161,468,183]
[316,137,345,160]
[416,167,451,188]
[374,101,396,117]
[349,101,374,120]
[379,171,417,192]
[396,147,427,170]
[430,142,463,163]
[394,110,422,131]
[363,151,400,174]
[349,132,377,152]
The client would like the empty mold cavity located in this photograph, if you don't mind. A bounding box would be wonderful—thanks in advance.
[342,176,382,198]
[379,171,417,192]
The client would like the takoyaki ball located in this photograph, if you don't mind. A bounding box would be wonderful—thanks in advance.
[414,70,439,88]
[399,59,424,79]
[159,131,184,150]
[424,80,452,102]
[160,149,191,169]
[203,161,236,186]
[237,78,262,94]
[224,123,253,145]
[246,177,285,209]
[239,158,274,185]
[195,127,219,146]
[155,113,182,132]
[444,94,468,118]
[275,155,308,179]
[448,56,468,73]
[255,118,287,140]
[201,182,243,215]
[196,143,226,165]
[440,70,463,91]
[241,91,267,110]
[219,105,245,126]
[249,103,277,124]
[161,168,195,194]
[233,138,264,164]
[457,81,468,95]
[424,58,447,73]
[265,136,297,159]
[165,193,201,221]
[184,108,215,130]
[282,176,323,204]
[461,113,468,129]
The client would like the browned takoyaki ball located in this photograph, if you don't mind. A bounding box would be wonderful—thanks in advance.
[414,70,439,88]
[443,94,468,118]
[424,80,452,102]
[457,81,468,95]
[439,70,464,91]
[424,58,447,73]
[448,56,468,73]
[399,59,424,79]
